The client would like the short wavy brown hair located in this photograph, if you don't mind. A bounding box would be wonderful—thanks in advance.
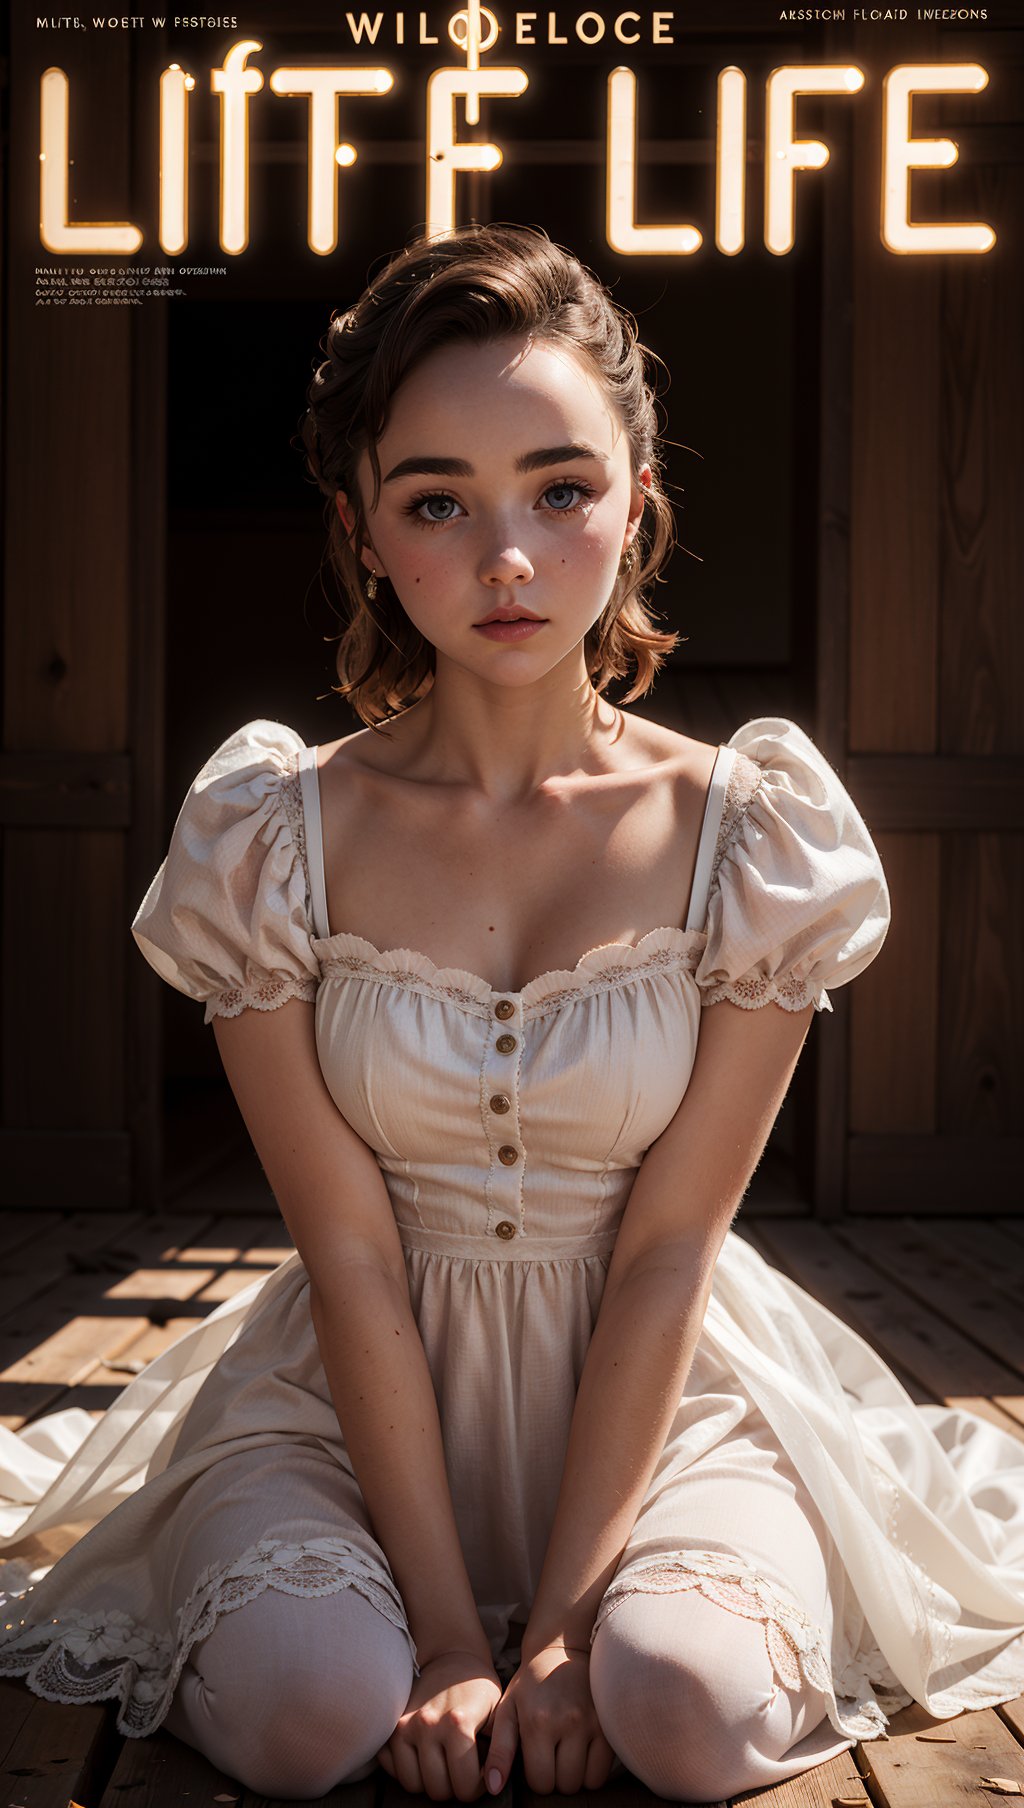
[297,222,681,729]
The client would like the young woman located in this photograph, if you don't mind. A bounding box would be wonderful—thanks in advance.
[2,224,1024,1804]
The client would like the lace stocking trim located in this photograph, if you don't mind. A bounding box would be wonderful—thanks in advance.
[590,1546,890,1742]
[591,1547,834,1704]
[0,1534,419,1740]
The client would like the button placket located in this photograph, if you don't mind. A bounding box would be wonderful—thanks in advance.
[482,995,525,1242]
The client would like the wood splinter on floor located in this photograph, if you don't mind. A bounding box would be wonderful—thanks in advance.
[980,1781,1024,1796]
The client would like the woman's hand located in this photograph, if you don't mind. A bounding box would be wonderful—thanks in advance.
[485,1641,618,1795]
[376,1648,503,1802]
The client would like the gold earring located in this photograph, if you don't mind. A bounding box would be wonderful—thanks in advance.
[366,569,378,601]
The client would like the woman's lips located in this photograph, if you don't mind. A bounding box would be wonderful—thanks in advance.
[472,618,548,642]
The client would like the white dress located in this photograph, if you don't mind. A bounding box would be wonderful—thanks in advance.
[2,714,1023,1748]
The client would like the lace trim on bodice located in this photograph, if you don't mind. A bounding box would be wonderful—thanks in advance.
[312,926,708,1021]
[589,1546,891,1742]
[0,1534,419,1738]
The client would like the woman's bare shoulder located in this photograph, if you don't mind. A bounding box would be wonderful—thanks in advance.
[614,712,721,794]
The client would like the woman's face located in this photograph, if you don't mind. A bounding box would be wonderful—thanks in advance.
[336,334,651,687]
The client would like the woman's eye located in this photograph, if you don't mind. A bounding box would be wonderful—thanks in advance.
[407,492,464,524]
[542,482,592,512]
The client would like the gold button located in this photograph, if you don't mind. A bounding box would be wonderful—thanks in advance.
[494,999,515,1020]
[498,1144,519,1166]
[495,1033,517,1054]
[490,1094,511,1114]
[495,1220,517,1240]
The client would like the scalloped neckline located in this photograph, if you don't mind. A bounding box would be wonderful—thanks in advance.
[308,921,708,1005]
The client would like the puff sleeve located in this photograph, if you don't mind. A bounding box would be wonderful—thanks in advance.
[131,719,322,1024]
[694,717,890,1014]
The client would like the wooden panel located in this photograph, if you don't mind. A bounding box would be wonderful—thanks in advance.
[3,25,132,753]
[812,27,855,1225]
[940,832,1023,1134]
[0,1130,132,1210]
[126,306,168,1215]
[849,27,940,756]
[851,832,939,1136]
[1,831,125,1128]
[940,157,1024,756]
[0,752,132,827]
[845,756,1024,831]
[849,1135,1024,1215]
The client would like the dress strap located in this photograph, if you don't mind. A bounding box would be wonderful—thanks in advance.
[684,745,738,933]
[297,746,332,940]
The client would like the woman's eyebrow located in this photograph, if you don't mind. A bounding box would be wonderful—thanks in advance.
[382,443,609,484]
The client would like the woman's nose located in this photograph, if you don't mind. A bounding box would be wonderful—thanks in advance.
[477,541,535,586]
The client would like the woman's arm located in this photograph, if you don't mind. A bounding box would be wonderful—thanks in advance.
[520,997,815,1661]
[212,1001,493,1670]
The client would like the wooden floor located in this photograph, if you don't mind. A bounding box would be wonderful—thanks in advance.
[2,1194,1024,1807]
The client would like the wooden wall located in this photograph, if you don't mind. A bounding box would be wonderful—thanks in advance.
[0,24,167,1208]
[839,26,1023,1211]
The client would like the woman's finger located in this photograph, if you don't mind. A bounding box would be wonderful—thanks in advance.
[445,1721,488,1803]
[376,1743,396,1779]
[390,1733,426,1796]
[484,1696,519,1794]
[520,1724,557,1797]
[416,1735,456,1802]
[553,1731,590,1794]
[583,1731,619,1790]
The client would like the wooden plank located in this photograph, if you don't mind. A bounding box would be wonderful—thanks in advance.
[0,1213,153,1322]
[940,833,1023,1135]
[0,1680,120,1804]
[0,1214,280,1426]
[97,1724,236,1802]
[719,1226,1022,1444]
[751,1222,1024,1429]
[0,1129,133,1211]
[848,1136,1024,1215]
[901,1218,1024,1316]
[849,25,940,755]
[835,1220,1024,1382]
[844,756,1024,830]
[859,1701,1024,1806]
[812,21,855,1225]
[0,752,132,827]
[0,1207,202,1323]
[0,1213,64,1264]
[126,292,168,1217]
[0,1214,269,1424]
[723,1750,872,1803]
[522,1779,678,1808]
[939,157,1024,759]
[849,833,939,1136]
